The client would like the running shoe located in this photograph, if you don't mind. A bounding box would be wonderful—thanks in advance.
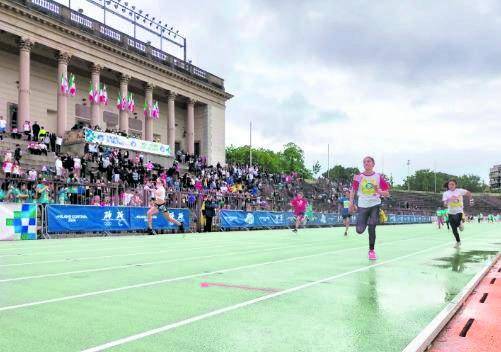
[292,228,298,233]
[178,222,185,233]
[454,241,461,248]
[147,228,157,236]
[344,231,348,236]
[368,250,377,260]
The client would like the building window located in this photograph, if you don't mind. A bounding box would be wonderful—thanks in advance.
[153,134,161,143]
[7,103,18,129]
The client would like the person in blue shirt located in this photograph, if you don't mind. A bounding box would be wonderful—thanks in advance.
[338,188,354,236]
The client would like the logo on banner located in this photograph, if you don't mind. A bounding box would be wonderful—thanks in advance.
[3,203,37,240]
[102,210,127,227]
[244,213,255,225]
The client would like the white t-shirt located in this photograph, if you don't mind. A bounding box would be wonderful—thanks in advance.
[23,122,30,132]
[56,137,63,146]
[28,170,37,181]
[442,188,467,215]
[154,185,166,202]
[74,158,81,168]
[0,119,6,129]
[55,159,63,169]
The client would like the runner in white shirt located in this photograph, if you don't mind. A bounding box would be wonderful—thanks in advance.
[146,177,184,235]
[442,179,473,248]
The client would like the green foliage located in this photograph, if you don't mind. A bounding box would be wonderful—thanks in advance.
[312,161,322,176]
[401,169,486,192]
[322,165,360,184]
[225,143,313,178]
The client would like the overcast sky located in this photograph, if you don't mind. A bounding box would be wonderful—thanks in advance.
[66,0,500,183]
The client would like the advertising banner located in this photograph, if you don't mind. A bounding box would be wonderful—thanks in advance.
[46,205,190,233]
[0,203,37,240]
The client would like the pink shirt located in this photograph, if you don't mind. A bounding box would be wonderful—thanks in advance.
[291,196,308,215]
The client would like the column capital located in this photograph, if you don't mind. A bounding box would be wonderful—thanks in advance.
[90,63,102,74]
[144,82,155,92]
[167,91,177,100]
[119,74,131,85]
[17,38,34,51]
[188,97,197,105]
[56,52,72,65]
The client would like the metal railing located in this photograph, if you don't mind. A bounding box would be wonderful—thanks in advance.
[10,0,225,89]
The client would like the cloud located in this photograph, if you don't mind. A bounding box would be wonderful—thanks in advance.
[76,0,501,183]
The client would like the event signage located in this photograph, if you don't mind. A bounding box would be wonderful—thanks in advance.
[219,210,431,230]
[84,128,171,157]
[46,205,189,233]
[0,203,37,240]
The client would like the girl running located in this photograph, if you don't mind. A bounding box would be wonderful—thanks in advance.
[338,188,353,236]
[290,192,308,233]
[442,179,473,248]
[349,156,390,260]
[146,177,184,235]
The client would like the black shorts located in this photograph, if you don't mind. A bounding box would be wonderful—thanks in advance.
[342,214,351,219]
[155,202,168,213]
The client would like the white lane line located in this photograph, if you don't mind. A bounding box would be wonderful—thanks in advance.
[0,240,337,283]
[80,242,451,352]
[0,234,438,312]
[0,233,341,268]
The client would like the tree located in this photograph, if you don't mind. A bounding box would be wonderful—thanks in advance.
[322,165,360,184]
[312,161,321,177]
[401,169,486,192]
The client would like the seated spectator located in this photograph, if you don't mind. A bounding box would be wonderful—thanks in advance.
[10,127,21,139]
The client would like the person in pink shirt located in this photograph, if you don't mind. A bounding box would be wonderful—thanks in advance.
[290,192,308,233]
[349,156,390,260]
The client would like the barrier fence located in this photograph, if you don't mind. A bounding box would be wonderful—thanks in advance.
[219,209,432,230]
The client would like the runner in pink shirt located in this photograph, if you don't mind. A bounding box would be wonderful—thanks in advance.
[290,192,308,233]
[349,156,390,260]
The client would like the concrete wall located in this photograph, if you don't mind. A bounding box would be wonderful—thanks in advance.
[206,104,226,165]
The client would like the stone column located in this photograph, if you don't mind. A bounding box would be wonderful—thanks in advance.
[119,74,130,133]
[167,91,176,155]
[17,38,33,130]
[57,52,71,137]
[186,98,195,155]
[144,83,154,141]
[90,64,101,128]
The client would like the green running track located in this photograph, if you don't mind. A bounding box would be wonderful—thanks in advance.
[0,223,499,352]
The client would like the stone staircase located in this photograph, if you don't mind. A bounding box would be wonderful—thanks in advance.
[0,137,57,173]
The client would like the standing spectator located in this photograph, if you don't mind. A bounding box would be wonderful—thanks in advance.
[35,179,50,204]
[32,121,40,142]
[50,132,56,152]
[202,195,218,232]
[14,144,22,162]
[11,161,21,178]
[73,156,81,178]
[55,156,63,178]
[0,115,6,141]
[55,135,63,155]
[38,126,47,141]
[2,158,12,178]
[23,120,31,140]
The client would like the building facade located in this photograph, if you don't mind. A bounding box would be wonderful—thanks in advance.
[0,0,232,164]
[490,165,501,190]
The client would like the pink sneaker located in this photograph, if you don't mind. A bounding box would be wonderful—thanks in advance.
[368,250,377,260]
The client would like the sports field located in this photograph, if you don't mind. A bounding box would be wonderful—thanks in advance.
[0,223,499,352]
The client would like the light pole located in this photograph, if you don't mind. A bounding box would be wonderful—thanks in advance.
[407,159,411,191]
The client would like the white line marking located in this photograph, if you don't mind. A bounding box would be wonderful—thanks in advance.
[80,242,451,352]
[0,234,434,312]
[0,240,338,283]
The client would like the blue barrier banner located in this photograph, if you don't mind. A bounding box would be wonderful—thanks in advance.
[47,205,190,233]
[220,210,431,229]
[129,207,190,230]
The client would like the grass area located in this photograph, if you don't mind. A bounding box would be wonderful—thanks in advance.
[0,223,499,352]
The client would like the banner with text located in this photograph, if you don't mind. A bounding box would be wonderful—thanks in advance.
[219,210,431,230]
[0,203,37,240]
[84,128,171,157]
[46,205,189,233]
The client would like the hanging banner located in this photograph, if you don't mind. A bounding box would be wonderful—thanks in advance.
[46,205,189,233]
[84,128,171,157]
[0,203,37,240]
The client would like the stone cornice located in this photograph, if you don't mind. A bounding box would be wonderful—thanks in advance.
[0,0,233,102]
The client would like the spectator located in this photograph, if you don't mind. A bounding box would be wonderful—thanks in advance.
[55,135,63,155]
[32,121,40,142]
[0,115,6,141]
[10,127,21,139]
[55,156,63,177]
[38,126,47,141]
[50,132,56,152]
[23,120,31,140]
[202,194,218,232]
[14,144,22,162]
